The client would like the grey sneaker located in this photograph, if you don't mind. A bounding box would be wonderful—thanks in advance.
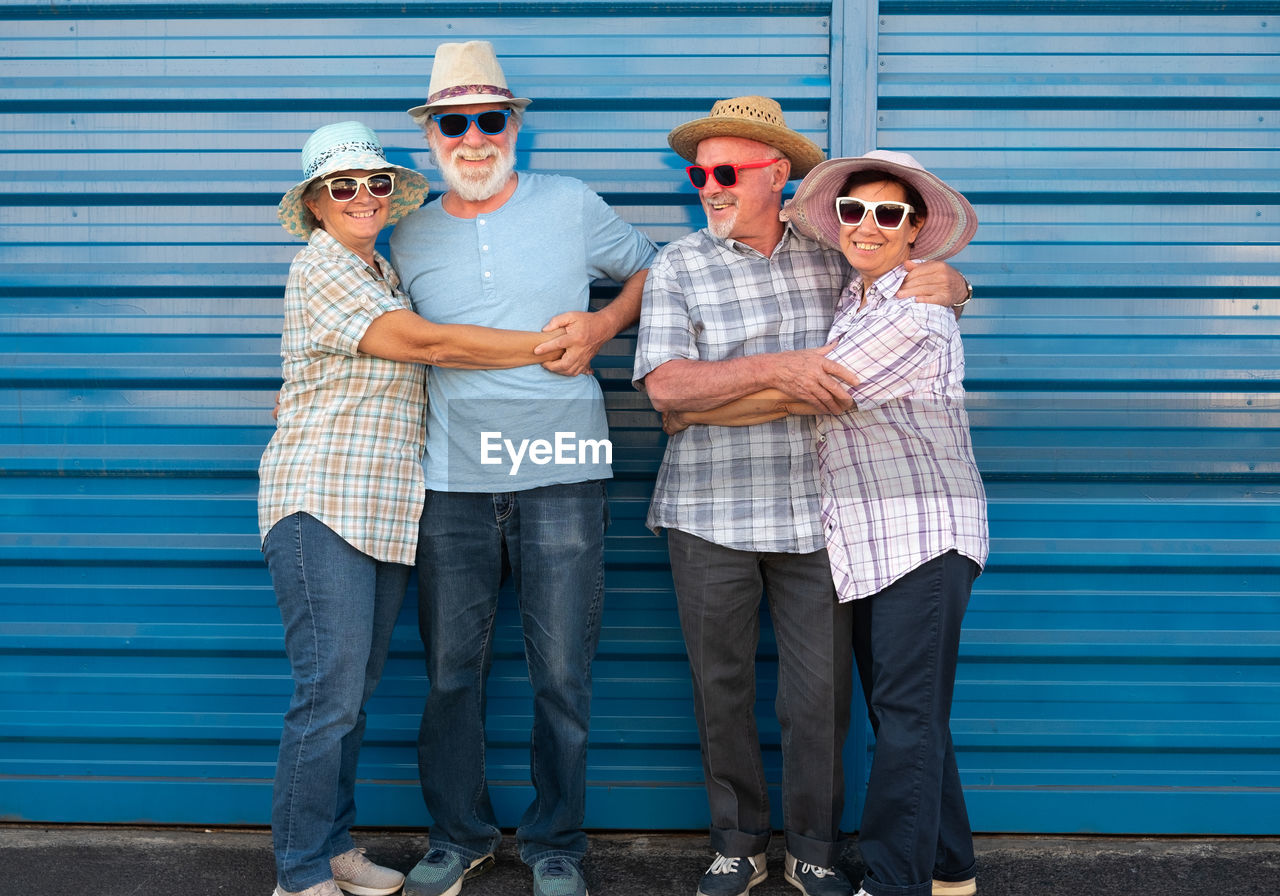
[330,848,406,896]
[273,882,343,896]
[697,852,767,896]
[403,848,494,896]
[532,856,588,896]
[784,853,853,896]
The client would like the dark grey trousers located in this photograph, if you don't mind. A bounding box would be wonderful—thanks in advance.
[667,528,854,867]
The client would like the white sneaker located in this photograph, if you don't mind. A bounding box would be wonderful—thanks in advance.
[331,848,406,896]
[274,881,343,896]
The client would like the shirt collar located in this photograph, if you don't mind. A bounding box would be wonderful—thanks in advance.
[705,220,809,259]
[846,264,909,312]
[307,227,392,279]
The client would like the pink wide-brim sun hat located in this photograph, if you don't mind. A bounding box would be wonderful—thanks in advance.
[781,149,978,260]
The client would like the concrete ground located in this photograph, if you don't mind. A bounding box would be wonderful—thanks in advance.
[2,825,1278,895]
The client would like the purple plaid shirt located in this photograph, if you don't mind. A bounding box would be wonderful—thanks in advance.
[817,265,988,601]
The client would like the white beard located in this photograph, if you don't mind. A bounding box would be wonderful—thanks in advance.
[433,139,517,203]
[703,192,738,239]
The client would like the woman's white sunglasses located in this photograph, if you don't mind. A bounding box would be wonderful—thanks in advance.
[835,197,915,230]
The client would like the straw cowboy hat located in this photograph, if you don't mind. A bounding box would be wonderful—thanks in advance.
[781,149,978,261]
[277,121,430,240]
[407,41,532,125]
[667,96,826,179]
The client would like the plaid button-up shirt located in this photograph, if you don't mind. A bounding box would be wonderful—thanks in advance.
[258,228,427,566]
[817,265,988,601]
[633,227,848,553]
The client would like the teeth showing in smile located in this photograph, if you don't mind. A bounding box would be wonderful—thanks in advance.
[855,242,882,251]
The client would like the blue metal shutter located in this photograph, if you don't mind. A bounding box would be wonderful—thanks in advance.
[832,1,1280,834]
[3,0,1276,836]
[0,2,837,827]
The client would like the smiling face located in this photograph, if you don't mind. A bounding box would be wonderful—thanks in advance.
[838,178,924,286]
[693,136,789,255]
[303,168,392,260]
[426,102,518,204]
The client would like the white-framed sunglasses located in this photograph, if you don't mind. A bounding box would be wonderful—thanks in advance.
[835,197,915,230]
[320,172,396,202]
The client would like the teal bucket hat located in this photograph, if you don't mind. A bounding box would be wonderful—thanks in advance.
[277,121,430,239]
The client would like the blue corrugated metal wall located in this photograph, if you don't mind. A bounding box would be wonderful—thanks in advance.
[2,0,1278,834]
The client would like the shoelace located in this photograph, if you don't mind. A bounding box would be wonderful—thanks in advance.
[540,857,573,878]
[799,862,837,879]
[709,854,745,875]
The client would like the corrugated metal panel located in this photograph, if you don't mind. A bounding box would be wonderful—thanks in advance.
[858,1,1280,833]
[0,1,839,827]
[3,0,1277,837]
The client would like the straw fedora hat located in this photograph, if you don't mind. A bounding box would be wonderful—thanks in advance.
[407,41,532,125]
[781,149,978,261]
[667,96,826,179]
[277,121,430,240]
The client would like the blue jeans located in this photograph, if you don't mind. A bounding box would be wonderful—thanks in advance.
[852,551,979,896]
[264,512,408,892]
[415,481,608,866]
[666,529,854,868]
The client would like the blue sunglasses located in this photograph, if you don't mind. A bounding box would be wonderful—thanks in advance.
[431,110,512,138]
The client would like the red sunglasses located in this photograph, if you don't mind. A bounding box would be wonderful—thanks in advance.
[685,158,781,189]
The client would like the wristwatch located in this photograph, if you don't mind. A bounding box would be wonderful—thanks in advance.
[954,277,974,308]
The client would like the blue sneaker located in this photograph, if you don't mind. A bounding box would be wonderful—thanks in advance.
[403,848,494,896]
[698,852,767,896]
[532,856,588,896]
[784,852,853,896]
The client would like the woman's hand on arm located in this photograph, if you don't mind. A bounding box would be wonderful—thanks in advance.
[357,309,566,369]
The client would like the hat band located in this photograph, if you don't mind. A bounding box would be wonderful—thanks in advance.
[427,83,516,105]
[303,139,386,179]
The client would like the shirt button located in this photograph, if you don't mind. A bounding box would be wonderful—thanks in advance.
[484,271,492,279]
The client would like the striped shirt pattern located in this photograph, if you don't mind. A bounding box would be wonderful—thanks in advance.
[633,227,849,552]
[817,265,988,601]
[258,228,427,566]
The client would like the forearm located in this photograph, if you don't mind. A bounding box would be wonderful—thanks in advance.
[597,268,646,336]
[358,309,562,369]
[642,355,787,412]
[679,389,797,426]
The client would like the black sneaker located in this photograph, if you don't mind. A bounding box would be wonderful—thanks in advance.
[697,852,767,896]
[784,852,853,896]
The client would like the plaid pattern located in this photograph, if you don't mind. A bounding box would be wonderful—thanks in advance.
[817,266,988,602]
[258,228,427,566]
[633,227,848,552]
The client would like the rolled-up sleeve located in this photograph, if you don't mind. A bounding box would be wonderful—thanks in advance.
[827,302,950,407]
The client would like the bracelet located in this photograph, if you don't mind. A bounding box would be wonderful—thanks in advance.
[953,278,974,308]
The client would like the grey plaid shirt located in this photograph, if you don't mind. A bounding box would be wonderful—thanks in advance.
[633,226,848,553]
